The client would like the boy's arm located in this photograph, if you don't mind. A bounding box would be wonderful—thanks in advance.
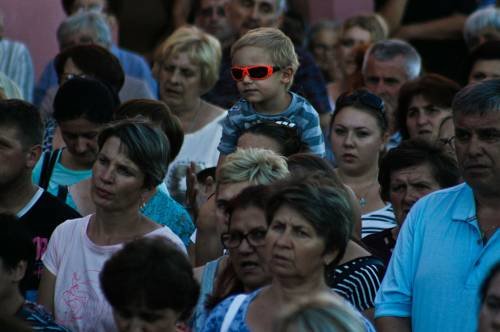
[298,106,326,157]
[217,110,241,156]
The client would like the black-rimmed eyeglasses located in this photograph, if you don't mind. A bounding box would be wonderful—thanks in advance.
[220,229,267,249]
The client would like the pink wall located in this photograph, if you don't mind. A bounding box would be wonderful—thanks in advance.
[309,0,374,24]
[0,0,66,81]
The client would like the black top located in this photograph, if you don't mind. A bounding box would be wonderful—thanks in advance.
[362,228,397,266]
[20,190,81,296]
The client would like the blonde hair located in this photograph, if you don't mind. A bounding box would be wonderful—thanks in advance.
[342,14,388,43]
[275,293,365,332]
[231,27,300,89]
[154,25,222,93]
[218,148,289,186]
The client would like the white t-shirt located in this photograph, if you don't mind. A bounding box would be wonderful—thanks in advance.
[165,112,226,202]
[42,215,186,332]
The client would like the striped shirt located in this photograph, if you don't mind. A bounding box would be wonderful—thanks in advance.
[218,92,325,157]
[361,204,397,238]
[0,38,34,101]
[327,256,386,312]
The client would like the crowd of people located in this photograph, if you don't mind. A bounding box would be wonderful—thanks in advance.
[0,0,499,331]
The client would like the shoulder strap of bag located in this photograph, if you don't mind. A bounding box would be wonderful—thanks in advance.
[220,294,248,332]
[38,149,61,189]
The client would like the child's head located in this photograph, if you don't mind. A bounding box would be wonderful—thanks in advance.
[230,27,299,90]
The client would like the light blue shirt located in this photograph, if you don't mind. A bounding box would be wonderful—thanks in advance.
[375,183,500,332]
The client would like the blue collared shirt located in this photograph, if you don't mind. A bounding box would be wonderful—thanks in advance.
[375,183,500,331]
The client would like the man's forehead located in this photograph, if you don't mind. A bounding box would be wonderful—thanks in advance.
[454,111,500,127]
[366,55,408,77]
[201,0,227,7]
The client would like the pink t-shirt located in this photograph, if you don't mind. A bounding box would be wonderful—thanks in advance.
[42,215,186,332]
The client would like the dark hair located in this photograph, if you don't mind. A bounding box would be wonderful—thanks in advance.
[464,40,500,85]
[100,236,199,321]
[480,262,500,304]
[266,174,353,268]
[0,99,43,148]
[378,139,460,201]
[53,76,119,124]
[0,214,35,294]
[61,0,109,16]
[241,122,304,157]
[54,44,125,92]
[114,99,184,162]
[396,74,461,139]
[287,153,337,180]
[331,89,388,134]
[98,119,170,189]
[452,78,500,116]
[207,185,271,310]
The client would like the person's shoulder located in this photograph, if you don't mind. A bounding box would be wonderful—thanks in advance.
[149,225,187,253]
[289,92,318,113]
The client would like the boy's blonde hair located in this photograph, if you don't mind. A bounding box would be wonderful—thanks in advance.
[154,25,222,94]
[231,27,300,89]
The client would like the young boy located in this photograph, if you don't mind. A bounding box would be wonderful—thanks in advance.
[217,27,325,159]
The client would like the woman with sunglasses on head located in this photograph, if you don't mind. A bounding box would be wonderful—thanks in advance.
[330,90,397,239]
[154,26,225,204]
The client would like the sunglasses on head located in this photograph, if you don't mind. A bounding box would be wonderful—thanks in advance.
[336,90,384,113]
[231,65,281,81]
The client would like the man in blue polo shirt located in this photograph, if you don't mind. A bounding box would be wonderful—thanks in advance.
[375,79,500,332]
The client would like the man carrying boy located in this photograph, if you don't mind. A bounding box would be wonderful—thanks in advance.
[217,27,325,158]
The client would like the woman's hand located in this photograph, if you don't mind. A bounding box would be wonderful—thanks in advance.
[185,162,215,222]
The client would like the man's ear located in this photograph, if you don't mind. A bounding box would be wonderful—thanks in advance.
[280,66,294,85]
[26,144,42,168]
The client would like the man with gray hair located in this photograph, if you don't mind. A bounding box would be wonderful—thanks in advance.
[362,39,421,147]
[464,6,500,51]
[35,10,156,106]
[375,79,500,332]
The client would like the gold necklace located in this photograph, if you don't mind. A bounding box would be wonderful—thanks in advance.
[186,99,204,133]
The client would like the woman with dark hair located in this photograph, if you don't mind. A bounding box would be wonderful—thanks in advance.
[363,139,460,264]
[40,44,154,151]
[396,73,461,141]
[330,90,389,216]
[203,175,374,331]
[38,120,186,332]
[465,40,500,85]
[237,122,304,157]
[100,236,199,332]
[478,262,500,332]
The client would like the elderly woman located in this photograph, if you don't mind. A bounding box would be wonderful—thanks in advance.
[202,175,370,331]
[396,73,461,142]
[154,25,225,203]
[100,237,199,332]
[362,139,460,265]
[38,120,186,332]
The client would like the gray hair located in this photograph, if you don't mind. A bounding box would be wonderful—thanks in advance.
[97,119,171,189]
[464,7,500,50]
[452,78,500,116]
[362,39,422,80]
[57,11,112,49]
[218,148,289,186]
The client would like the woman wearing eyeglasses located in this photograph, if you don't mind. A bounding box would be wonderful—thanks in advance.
[154,26,226,204]
[202,175,374,332]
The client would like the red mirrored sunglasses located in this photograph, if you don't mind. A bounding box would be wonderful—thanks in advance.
[231,65,281,81]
